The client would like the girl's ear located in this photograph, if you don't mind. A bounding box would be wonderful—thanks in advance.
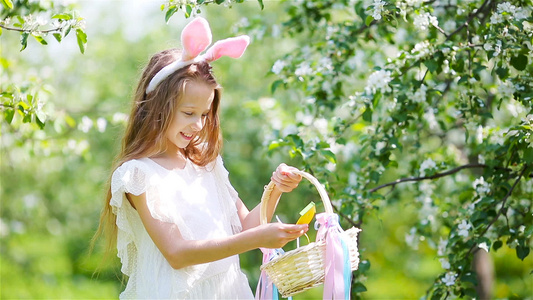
[203,36,250,63]
[181,17,212,61]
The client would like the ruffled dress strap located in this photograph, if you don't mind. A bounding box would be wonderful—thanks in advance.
[110,159,186,276]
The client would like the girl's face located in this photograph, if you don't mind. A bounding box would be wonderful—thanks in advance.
[165,80,215,153]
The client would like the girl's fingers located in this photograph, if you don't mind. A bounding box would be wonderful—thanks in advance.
[283,224,308,234]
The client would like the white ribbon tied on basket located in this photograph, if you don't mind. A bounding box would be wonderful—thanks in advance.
[146,17,250,94]
[315,213,352,300]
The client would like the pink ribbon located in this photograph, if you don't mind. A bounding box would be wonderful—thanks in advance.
[256,248,281,300]
[316,213,351,300]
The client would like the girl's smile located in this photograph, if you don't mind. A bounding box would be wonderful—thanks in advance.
[165,79,215,152]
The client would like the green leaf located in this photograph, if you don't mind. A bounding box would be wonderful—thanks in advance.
[22,112,32,123]
[20,32,29,51]
[510,54,527,71]
[358,259,371,272]
[365,15,374,26]
[363,106,373,122]
[271,79,284,93]
[185,4,193,18]
[165,6,178,22]
[52,13,72,20]
[268,139,286,151]
[32,34,48,45]
[215,0,225,4]
[524,147,533,163]
[76,29,87,54]
[53,33,62,42]
[4,108,15,123]
[1,0,13,9]
[352,282,367,292]
[257,0,264,9]
[460,272,477,285]
[496,67,508,79]
[320,149,336,164]
[17,101,29,111]
[424,59,439,73]
[516,242,530,260]
[36,111,47,129]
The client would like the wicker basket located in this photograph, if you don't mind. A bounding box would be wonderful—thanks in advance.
[259,170,361,298]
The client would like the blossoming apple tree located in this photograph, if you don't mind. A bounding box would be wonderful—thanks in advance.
[167,0,533,297]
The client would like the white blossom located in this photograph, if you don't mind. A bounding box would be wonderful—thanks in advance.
[419,158,436,177]
[96,117,107,133]
[365,69,392,95]
[258,97,276,110]
[478,242,489,252]
[457,220,471,237]
[413,11,439,31]
[412,84,427,103]
[489,128,505,146]
[411,40,431,59]
[375,141,387,154]
[490,13,504,24]
[438,238,448,256]
[523,21,533,35]
[442,20,456,32]
[514,7,531,20]
[79,116,93,133]
[371,0,387,20]
[296,111,313,126]
[442,272,457,286]
[405,227,419,250]
[318,57,333,73]
[506,100,526,118]
[493,40,502,56]
[112,112,128,124]
[0,218,8,238]
[282,124,298,137]
[439,258,451,269]
[313,118,329,136]
[473,176,491,196]
[404,0,423,6]
[476,125,484,144]
[295,62,313,76]
[419,181,434,196]
[271,59,286,74]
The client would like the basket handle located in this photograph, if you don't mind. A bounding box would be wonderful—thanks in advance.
[260,170,334,225]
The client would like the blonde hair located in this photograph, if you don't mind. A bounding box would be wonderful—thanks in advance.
[92,48,223,261]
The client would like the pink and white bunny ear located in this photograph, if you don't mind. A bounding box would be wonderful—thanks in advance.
[203,35,250,63]
[181,17,212,61]
[146,17,251,94]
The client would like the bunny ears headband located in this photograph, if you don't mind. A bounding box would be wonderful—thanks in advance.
[146,17,250,94]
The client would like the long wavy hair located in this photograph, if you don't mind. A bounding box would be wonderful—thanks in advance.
[92,48,223,260]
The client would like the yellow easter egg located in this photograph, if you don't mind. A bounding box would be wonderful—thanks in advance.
[296,201,316,225]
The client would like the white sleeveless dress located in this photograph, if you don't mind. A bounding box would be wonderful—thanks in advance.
[110,156,254,299]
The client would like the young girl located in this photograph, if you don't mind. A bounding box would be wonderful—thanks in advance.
[95,17,308,299]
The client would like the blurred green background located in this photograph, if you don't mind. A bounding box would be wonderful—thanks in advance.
[1,1,531,299]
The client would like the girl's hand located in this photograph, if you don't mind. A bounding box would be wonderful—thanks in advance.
[255,223,309,249]
[271,163,302,193]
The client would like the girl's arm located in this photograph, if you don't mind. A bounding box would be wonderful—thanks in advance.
[128,192,308,270]
[238,163,302,230]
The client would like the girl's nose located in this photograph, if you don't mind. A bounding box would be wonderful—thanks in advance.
[191,116,204,131]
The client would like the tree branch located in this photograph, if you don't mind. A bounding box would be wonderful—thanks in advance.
[445,0,492,42]
[470,165,529,253]
[368,163,487,193]
[0,24,62,34]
